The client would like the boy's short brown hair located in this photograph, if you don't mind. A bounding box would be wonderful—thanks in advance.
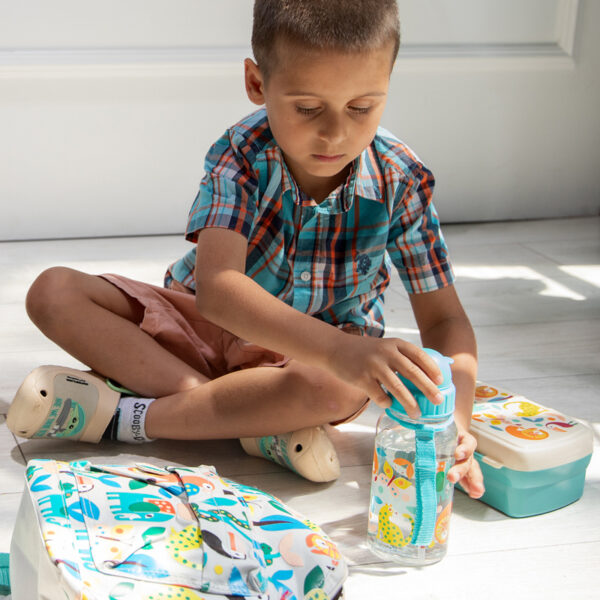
[252,0,400,79]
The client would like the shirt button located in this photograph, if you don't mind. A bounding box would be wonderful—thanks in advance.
[300,271,311,282]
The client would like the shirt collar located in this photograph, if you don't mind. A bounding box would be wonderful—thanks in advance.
[275,142,384,213]
[353,143,385,203]
[278,149,297,198]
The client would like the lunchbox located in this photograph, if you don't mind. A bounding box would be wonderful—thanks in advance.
[9,459,346,600]
[463,383,594,517]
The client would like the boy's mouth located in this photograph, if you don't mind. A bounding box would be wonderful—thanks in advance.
[312,153,345,163]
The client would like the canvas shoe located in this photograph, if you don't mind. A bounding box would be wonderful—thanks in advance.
[240,426,341,482]
[6,365,130,443]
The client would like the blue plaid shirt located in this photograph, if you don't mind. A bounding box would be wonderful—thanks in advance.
[166,109,454,337]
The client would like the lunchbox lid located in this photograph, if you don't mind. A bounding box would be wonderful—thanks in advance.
[469,383,593,472]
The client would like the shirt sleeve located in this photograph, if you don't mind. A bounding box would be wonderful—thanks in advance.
[386,164,455,294]
[185,129,258,243]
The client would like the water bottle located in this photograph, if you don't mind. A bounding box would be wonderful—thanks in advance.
[367,349,458,566]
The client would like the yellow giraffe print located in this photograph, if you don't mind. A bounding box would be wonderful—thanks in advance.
[304,590,331,600]
[164,524,203,570]
[504,400,547,417]
[377,504,414,548]
[145,586,206,600]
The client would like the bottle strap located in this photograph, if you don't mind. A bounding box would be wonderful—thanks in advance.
[411,428,437,546]
[385,414,453,547]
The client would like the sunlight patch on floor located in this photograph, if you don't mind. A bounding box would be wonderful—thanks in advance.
[559,265,600,288]
[336,423,376,434]
[454,265,586,301]
[385,327,420,335]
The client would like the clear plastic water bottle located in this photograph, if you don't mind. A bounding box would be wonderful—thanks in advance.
[367,349,458,566]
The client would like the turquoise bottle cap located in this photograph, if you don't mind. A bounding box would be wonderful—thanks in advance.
[386,348,456,421]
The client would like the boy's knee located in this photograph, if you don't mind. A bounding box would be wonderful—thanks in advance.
[281,362,366,423]
[26,267,83,325]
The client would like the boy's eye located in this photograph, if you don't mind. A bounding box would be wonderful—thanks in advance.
[296,106,319,115]
[349,106,371,114]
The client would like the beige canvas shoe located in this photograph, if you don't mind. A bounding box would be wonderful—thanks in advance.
[7,366,121,443]
[240,426,341,482]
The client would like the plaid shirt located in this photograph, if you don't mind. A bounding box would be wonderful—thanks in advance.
[166,109,454,337]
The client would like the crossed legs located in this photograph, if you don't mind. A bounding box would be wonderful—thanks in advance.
[25,267,368,441]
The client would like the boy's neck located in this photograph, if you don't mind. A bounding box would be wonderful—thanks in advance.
[283,153,353,204]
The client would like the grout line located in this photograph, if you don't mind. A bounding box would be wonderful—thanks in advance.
[474,369,600,380]
[447,234,600,249]
[449,538,600,558]
[14,441,27,466]
[520,242,567,266]
[350,538,600,568]
[442,217,600,244]
[472,316,600,328]
[473,318,599,330]
[0,232,186,245]
[4,426,28,466]
[483,372,600,381]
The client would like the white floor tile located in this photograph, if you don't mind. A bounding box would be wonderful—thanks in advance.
[0,235,190,265]
[525,237,600,266]
[443,216,600,247]
[475,320,600,362]
[0,417,26,495]
[346,541,600,600]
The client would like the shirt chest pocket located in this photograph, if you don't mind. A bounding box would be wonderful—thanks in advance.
[327,232,386,300]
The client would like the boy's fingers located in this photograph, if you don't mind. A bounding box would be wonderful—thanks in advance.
[386,340,445,405]
[448,443,485,499]
[379,374,420,418]
[448,459,470,483]
[391,354,443,406]
[454,432,477,461]
[448,435,475,480]
[396,341,444,385]
[370,383,392,410]
[459,463,485,499]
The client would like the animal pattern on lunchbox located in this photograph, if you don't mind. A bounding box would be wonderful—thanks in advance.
[473,384,580,442]
[26,459,346,599]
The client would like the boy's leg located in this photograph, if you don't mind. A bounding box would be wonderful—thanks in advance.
[144,360,366,440]
[23,267,367,438]
[25,267,209,399]
[148,359,368,482]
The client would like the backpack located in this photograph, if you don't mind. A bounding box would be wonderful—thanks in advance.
[10,460,346,599]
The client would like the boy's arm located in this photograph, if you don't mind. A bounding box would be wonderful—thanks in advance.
[409,285,484,498]
[194,227,444,417]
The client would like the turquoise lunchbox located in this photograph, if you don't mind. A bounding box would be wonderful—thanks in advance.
[462,383,594,518]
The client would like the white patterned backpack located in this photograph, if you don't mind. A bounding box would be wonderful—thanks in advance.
[10,460,346,599]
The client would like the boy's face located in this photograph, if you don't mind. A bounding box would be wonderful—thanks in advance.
[245,40,393,201]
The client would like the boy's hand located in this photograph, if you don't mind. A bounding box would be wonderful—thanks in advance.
[328,334,444,419]
[447,429,485,498]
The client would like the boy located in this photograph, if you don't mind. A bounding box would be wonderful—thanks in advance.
[8,0,483,497]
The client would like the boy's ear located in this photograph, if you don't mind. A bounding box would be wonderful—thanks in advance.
[244,58,266,106]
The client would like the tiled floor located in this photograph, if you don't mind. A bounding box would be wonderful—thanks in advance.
[1,217,599,599]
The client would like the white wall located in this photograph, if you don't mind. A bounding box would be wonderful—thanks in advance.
[1,0,599,240]
[393,0,600,223]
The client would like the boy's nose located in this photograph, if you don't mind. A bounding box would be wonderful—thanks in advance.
[318,113,345,145]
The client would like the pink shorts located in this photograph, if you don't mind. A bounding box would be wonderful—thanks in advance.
[100,273,369,425]
[100,274,289,380]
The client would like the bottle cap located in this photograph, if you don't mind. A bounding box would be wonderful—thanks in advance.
[386,348,455,421]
